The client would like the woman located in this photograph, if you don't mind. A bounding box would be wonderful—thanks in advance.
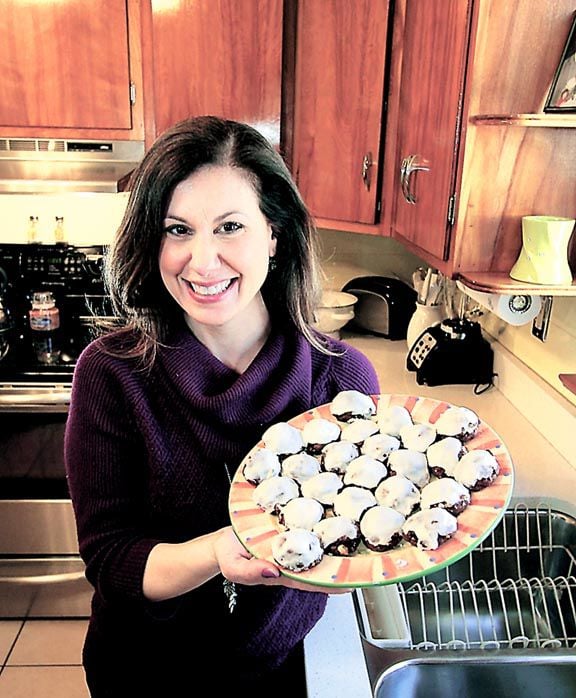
[65,116,379,696]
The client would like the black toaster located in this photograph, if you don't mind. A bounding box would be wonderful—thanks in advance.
[341,276,417,340]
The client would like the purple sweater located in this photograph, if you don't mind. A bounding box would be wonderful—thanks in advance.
[64,321,379,678]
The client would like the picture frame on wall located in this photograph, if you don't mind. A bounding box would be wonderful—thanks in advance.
[544,14,576,112]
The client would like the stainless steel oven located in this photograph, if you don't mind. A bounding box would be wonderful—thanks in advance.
[0,242,115,618]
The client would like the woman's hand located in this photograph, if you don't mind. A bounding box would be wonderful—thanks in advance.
[213,527,351,594]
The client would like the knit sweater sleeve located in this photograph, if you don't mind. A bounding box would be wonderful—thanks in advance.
[311,337,380,403]
[64,340,162,604]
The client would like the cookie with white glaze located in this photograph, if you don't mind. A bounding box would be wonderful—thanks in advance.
[435,406,480,442]
[360,505,406,552]
[333,485,377,522]
[426,437,467,478]
[271,528,323,572]
[262,422,304,458]
[313,516,361,556]
[361,432,401,462]
[278,497,325,530]
[453,449,499,491]
[402,508,458,551]
[375,475,421,517]
[302,417,341,455]
[399,423,437,452]
[281,452,322,483]
[330,390,376,422]
[420,477,471,516]
[377,404,413,437]
[387,449,430,488]
[252,475,300,514]
[242,448,281,485]
[340,418,379,446]
[300,471,344,507]
[343,455,388,490]
[321,440,359,475]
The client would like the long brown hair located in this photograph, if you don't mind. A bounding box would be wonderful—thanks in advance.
[105,116,327,366]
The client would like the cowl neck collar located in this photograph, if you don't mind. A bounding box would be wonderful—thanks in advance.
[156,321,315,428]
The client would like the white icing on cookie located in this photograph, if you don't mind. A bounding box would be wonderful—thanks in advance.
[399,423,437,452]
[375,475,421,516]
[360,505,406,549]
[333,486,377,521]
[453,449,499,489]
[242,448,281,485]
[300,471,343,506]
[330,390,376,419]
[321,440,359,474]
[278,497,325,530]
[377,405,413,437]
[262,422,304,456]
[426,437,467,476]
[361,433,401,460]
[281,452,322,482]
[387,449,430,488]
[271,528,323,571]
[252,475,300,513]
[402,508,457,550]
[343,455,388,490]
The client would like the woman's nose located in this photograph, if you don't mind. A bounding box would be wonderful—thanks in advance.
[186,233,221,275]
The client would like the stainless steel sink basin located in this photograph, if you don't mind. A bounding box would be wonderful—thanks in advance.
[369,651,576,698]
[355,502,576,697]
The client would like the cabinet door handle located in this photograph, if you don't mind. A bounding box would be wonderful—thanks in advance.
[400,154,430,204]
[361,152,373,191]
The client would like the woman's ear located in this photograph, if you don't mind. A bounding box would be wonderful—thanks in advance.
[268,225,278,257]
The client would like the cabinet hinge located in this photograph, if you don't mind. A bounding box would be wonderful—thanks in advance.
[447,194,457,226]
[129,82,136,105]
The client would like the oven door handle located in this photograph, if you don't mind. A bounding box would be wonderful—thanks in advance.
[0,570,86,585]
[0,392,71,406]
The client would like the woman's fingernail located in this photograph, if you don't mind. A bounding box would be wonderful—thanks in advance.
[262,568,280,579]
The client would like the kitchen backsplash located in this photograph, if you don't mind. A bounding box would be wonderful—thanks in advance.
[0,192,128,245]
[319,229,576,410]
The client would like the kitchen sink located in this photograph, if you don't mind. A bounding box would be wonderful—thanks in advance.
[367,651,576,698]
[354,502,576,697]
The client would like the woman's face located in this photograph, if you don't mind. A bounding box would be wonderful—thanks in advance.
[159,165,277,332]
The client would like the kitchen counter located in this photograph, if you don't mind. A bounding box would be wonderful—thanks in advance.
[304,332,576,698]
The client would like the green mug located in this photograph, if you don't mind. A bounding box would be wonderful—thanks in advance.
[509,215,575,285]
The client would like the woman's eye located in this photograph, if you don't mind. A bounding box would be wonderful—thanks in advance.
[164,224,191,237]
[217,221,243,235]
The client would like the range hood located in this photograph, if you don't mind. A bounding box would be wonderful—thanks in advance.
[0,138,145,194]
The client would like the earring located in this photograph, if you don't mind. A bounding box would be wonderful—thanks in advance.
[268,256,277,272]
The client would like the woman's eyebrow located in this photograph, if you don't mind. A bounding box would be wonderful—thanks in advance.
[163,210,244,223]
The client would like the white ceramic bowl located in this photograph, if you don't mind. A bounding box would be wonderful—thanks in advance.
[313,291,358,334]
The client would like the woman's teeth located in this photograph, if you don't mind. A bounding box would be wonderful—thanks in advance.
[189,279,232,296]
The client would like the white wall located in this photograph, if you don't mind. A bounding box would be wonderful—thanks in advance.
[0,192,128,246]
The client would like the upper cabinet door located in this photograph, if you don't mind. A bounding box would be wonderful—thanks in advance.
[292,0,390,224]
[390,0,472,261]
[150,0,283,146]
[0,0,132,131]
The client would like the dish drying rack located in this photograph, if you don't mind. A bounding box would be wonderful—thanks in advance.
[357,503,576,651]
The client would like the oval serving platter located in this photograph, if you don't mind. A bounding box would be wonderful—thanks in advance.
[229,394,515,588]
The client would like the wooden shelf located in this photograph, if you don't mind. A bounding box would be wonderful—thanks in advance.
[456,271,576,296]
[470,113,576,128]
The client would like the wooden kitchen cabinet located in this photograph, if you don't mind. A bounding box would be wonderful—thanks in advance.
[290,0,390,226]
[384,0,473,264]
[0,0,144,140]
[384,0,576,293]
[146,0,283,147]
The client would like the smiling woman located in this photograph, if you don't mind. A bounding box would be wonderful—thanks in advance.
[63,116,380,696]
